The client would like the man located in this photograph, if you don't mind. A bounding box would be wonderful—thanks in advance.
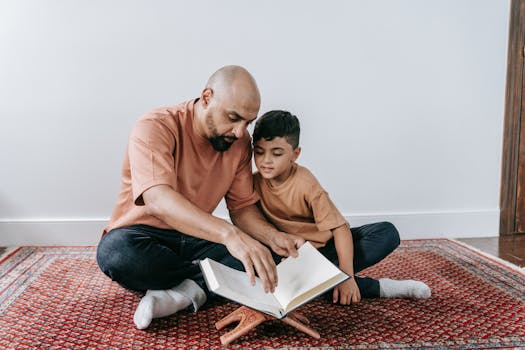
[96,65,304,329]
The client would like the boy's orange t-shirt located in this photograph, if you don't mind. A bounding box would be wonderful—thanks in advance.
[104,99,259,234]
[253,163,348,248]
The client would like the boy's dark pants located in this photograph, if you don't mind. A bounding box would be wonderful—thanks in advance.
[96,222,399,298]
[317,221,400,297]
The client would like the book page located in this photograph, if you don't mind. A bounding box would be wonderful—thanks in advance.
[284,274,348,313]
[273,242,345,309]
[201,258,282,316]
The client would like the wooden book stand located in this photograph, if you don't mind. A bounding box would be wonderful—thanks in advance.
[215,306,320,346]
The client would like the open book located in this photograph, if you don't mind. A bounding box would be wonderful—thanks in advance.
[199,241,349,319]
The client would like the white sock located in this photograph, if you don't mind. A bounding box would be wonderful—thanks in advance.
[379,278,431,299]
[133,288,192,329]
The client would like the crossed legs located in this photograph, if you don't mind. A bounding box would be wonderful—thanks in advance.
[96,222,429,330]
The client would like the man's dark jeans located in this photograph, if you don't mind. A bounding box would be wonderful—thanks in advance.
[96,221,400,298]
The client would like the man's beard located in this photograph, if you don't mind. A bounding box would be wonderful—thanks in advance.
[209,134,237,152]
[205,113,238,152]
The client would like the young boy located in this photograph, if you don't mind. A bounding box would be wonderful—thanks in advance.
[252,110,430,304]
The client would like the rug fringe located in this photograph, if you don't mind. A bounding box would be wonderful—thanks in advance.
[0,247,20,264]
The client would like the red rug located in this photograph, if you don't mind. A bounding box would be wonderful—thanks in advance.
[0,239,523,349]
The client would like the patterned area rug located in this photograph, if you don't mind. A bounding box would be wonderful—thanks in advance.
[0,240,523,349]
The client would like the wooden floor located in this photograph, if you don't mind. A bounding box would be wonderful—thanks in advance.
[458,234,525,268]
[0,236,524,267]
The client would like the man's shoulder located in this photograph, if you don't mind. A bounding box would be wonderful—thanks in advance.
[139,100,189,122]
[132,100,193,136]
[252,170,263,184]
[228,132,253,157]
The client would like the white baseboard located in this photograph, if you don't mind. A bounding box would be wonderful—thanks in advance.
[0,219,107,246]
[346,209,499,239]
[0,209,499,246]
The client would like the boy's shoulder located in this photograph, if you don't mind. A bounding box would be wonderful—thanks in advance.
[292,164,326,192]
[294,163,318,181]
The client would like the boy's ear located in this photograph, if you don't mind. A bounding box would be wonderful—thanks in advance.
[292,147,301,162]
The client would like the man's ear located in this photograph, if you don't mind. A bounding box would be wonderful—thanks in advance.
[201,88,213,106]
[292,147,301,162]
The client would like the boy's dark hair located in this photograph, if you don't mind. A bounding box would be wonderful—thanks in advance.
[252,110,300,149]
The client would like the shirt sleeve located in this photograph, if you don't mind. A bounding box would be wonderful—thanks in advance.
[225,138,260,211]
[310,190,348,232]
[128,118,178,205]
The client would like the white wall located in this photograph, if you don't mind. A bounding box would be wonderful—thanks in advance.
[0,0,509,245]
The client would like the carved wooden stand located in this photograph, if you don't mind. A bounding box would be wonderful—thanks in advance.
[215,306,320,345]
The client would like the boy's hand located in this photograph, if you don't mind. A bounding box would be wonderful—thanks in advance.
[333,278,361,305]
[269,232,305,258]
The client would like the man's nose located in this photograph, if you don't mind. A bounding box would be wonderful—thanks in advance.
[232,124,246,139]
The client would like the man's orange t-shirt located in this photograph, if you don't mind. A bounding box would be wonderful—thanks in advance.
[253,163,348,248]
[104,99,259,234]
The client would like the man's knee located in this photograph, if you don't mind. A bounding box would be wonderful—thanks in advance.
[96,229,144,289]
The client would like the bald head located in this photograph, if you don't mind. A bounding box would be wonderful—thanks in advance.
[205,65,261,108]
[194,66,261,151]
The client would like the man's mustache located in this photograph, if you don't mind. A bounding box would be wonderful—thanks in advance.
[222,135,238,142]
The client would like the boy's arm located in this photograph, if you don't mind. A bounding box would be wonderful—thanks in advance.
[332,224,361,304]
[230,203,305,258]
[332,224,355,277]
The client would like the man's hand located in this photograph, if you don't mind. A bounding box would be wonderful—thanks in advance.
[224,230,278,293]
[333,278,361,305]
[268,232,305,258]
[142,186,278,293]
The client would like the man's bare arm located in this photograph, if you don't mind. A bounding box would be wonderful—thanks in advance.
[142,184,277,292]
[230,203,304,258]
